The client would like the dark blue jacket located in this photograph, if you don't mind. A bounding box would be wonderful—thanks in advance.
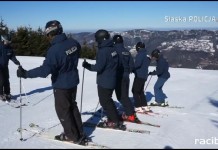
[151,55,170,79]
[0,42,20,69]
[114,43,134,78]
[134,48,150,80]
[89,39,118,89]
[26,33,81,89]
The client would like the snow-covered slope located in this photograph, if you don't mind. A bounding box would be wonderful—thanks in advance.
[0,56,218,149]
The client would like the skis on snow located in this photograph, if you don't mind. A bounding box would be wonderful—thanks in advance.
[0,97,28,108]
[18,123,109,149]
[124,119,160,128]
[83,110,160,128]
[149,102,184,109]
[83,122,150,134]
[46,135,110,149]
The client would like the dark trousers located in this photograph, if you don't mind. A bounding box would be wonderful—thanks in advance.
[97,85,120,123]
[115,76,134,116]
[53,87,83,142]
[132,77,148,107]
[0,67,10,95]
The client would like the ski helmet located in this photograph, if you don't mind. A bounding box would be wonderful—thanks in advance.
[1,34,11,44]
[136,42,145,51]
[45,20,63,36]
[113,35,123,44]
[95,29,110,44]
[151,49,160,58]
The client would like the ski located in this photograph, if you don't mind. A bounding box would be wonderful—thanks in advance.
[124,119,160,128]
[118,106,161,116]
[136,111,168,117]
[14,103,28,108]
[40,134,110,149]
[83,111,160,128]
[149,105,184,109]
[27,123,109,149]
[149,102,184,109]
[83,122,150,134]
[3,101,28,108]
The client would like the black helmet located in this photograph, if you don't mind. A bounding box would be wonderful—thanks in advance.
[95,29,110,44]
[1,34,11,44]
[151,49,160,58]
[113,35,123,44]
[136,42,145,51]
[45,20,63,36]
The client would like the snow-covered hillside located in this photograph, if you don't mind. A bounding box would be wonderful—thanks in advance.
[0,56,218,149]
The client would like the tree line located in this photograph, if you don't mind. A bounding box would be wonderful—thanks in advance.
[0,19,96,59]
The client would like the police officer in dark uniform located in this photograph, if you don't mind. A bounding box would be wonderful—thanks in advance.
[82,30,126,130]
[0,34,20,101]
[17,20,87,144]
[132,42,151,113]
[112,35,141,123]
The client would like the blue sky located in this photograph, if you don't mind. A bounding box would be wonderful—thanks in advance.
[1,1,218,32]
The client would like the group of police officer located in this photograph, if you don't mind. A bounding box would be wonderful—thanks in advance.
[0,20,170,145]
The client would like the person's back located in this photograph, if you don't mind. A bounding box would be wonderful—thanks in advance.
[149,49,170,105]
[113,35,140,123]
[134,48,150,80]
[93,39,118,89]
[156,55,170,79]
[114,43,134,78]
[132,42,151,113]
[17,20,86,145]
[82,30,126,130]
[26,33,80,89]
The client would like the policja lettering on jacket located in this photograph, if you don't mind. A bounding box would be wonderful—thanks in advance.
[65,46,77,55]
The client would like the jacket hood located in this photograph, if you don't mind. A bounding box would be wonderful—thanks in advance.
[98,39,113,48]
[51,33,67,45]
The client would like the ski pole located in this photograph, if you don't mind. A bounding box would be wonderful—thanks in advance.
[144,75,152,92]
[90,101,100,120]
[100,107,104,121]
[19,76,23,141]
[21,82,29,102]
[80,59,86,114]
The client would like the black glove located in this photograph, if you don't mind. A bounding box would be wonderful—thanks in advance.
[82,60,91,70]
[17,66,27,78]
[15,61,20,66]
[149,70,156,75]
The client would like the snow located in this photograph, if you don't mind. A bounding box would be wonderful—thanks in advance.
[161,39,216,53]
[0,56,218,149]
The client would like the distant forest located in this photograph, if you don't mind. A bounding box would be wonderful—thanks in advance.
[0,19,96,60]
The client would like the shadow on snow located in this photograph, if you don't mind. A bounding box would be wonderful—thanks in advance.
[12,86,53,100]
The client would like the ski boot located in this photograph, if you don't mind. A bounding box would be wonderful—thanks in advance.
[5,94,11,102]
[122,113,141,123]
[0,95,6,101]
[54,132,74,143]
[98,120,126,131]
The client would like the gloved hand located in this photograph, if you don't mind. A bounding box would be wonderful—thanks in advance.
[15,61,20,66]
[149,70,156,75]
[147,55,151,60]
[82,60,91,70]
[17,66,27,78]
